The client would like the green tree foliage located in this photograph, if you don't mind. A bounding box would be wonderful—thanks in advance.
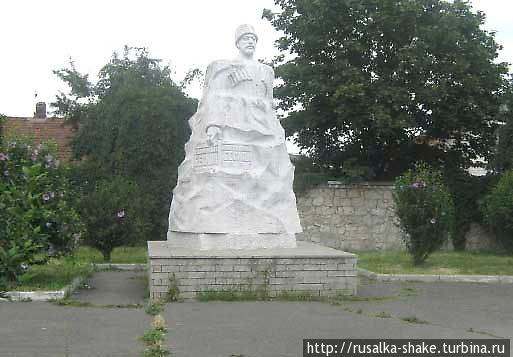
[0,114,5,146]
[445,168,496,250]
[393,163,454,265]
[481,170,513,253]
[492,77,513,172]
[79,177,148,261]
[52,47,197,239]
[264,0,510,179]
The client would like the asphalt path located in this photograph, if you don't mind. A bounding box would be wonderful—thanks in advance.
[1,272,511,357]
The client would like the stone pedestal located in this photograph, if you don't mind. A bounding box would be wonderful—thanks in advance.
[167,231,297,250]
[148,241,357,300]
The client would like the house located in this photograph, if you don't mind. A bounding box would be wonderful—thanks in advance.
[2,103,74,161]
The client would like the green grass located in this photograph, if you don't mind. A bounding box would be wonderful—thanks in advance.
[197,288,265,302]
[7,246,147,291]
[356,250,513,275]
[73,246,147,264]
[374,311,392,318]
[51,298,143,309]
[13,259,94,291]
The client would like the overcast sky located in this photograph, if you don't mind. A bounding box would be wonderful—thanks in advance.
[1,0,512,118]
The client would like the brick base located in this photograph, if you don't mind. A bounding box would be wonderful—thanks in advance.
[147,241,358,300]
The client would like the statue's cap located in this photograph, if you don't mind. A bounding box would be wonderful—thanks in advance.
[235,24,258,44]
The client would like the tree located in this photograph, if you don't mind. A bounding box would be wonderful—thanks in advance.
[79,177,147,261]
[491,76,513,172]
[481,170,513,253]
[263,0,510,179]
[53,47,197,240]
[0,114,5,147]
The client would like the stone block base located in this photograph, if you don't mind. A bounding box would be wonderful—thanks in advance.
[147,241,358,300]
[167,231,297,250]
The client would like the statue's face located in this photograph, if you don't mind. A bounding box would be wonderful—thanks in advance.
[236,33,257,56]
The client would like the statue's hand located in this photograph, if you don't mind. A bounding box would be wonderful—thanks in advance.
[206,126,222,146]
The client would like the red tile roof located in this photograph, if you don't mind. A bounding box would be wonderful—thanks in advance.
[3,117,75,161]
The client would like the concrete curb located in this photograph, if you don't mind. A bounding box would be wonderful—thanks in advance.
[94,263,146,271]
[358,268,513,284]
[3,276,85,302]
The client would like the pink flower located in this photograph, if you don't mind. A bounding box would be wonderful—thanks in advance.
[42,193,51,201]
[410,181,427,189]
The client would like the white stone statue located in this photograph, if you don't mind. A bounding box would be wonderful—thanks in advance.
[167,24,302,249]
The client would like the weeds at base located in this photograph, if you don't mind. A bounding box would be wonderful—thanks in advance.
[374,311,393,318]
[400,315,429,324]
[51,298,142,309]
[466,328,500,338]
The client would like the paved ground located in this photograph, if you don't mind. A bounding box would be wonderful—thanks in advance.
[71,271,147,306]
[1,272,512,357]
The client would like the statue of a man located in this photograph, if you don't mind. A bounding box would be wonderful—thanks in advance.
[167,24,302,249]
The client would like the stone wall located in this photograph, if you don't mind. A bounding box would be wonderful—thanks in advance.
[297,182,405,251]
[464,223,498,251]
[296,182,497,251]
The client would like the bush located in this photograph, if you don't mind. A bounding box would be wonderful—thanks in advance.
[0,140,83,290]
[445,169,497,250]
[481,170,513,253]
[393,163,454,265]
[79,176,149,261]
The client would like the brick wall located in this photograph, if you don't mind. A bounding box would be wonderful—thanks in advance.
[3,117,75,161]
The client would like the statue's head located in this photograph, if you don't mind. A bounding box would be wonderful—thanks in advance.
[235,24,258,57]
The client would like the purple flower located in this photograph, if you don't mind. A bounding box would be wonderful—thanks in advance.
[410,181,427,189]
[0,153,7,161]
[42,193,51,201]
[430,218,437,224]
[117,210,126,219]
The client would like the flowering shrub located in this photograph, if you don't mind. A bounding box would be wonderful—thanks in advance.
[0,140,83,290]
[393,163,454,265]
[481,170,513,253]
[79,176,149,261]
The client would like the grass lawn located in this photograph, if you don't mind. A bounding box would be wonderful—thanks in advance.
[13,259,94,291]
[74,246,148,264]
[9,246,147,291]
[356,250,513,275]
